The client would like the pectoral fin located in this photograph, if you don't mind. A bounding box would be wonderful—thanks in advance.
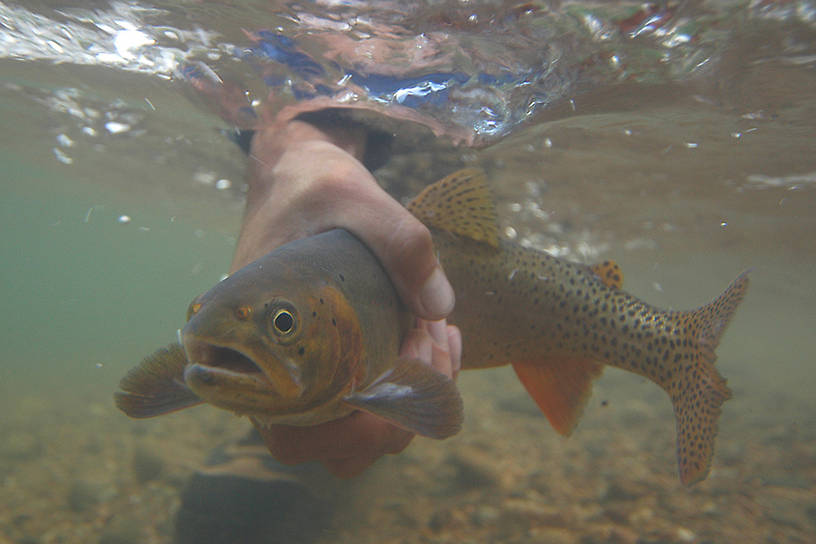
[114,343,202,418]
[343,359,463,439]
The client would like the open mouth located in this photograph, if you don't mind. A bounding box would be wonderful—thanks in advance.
[184,340,264,376]
[182,335,302,400]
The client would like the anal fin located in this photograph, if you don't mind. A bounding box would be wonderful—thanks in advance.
[512,358,603,436]
[344,358,463,439]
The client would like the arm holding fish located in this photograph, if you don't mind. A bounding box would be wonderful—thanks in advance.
[235,118,462,477]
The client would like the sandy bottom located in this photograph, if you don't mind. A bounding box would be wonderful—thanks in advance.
[2,361,813,544]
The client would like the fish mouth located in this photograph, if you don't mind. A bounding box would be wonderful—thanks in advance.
[181,336,303,402]
[182,338,273,393]
[185,341,264,376]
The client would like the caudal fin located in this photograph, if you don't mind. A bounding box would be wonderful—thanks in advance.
[672,271,749,485]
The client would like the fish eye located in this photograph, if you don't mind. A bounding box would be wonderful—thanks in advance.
[271,308,296,336]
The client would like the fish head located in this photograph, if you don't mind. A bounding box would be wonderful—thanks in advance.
[180,262,364,417]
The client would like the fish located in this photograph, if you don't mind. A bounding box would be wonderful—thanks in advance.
[116,229,463,440]
[115,168,749,485]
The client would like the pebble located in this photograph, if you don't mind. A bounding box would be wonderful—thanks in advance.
[527,470,552,495]
[598,480,645,502]
[502,498,569,527]
[528,527,573,544]
[98,517,146,544]
[471,505,500,526]
[627,506,654,524]
[428,508,454,531]
[762,495,807,530]
[759,473,810,489]
[132,446,164,483]
[676,527,696,542]
[66,480,104,512]
[580,525,639,544]
[448,445,504,489]
[175,468,331,544]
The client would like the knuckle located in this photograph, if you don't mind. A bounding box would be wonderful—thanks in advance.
[387,218,435,268]
[311,172,357,201]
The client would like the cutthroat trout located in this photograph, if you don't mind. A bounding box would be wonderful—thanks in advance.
[116,169,748,485]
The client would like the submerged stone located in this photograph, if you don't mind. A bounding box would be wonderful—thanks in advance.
[132,446,163,483]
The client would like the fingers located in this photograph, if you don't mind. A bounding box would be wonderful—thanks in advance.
[447,325,463,378]
[400,320,462,379]
[254,411,413,467]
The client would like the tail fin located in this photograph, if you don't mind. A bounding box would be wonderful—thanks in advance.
[672,271,749,485]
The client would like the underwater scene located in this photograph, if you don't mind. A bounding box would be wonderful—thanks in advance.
[1,1,814,543]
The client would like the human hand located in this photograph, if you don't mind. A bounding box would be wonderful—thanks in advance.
[233,118,460,476]
[233,119,455,320]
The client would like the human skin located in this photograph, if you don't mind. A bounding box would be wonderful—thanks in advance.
[233,118,462,477]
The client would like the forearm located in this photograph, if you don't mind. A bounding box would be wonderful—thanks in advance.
[232,119,370,272]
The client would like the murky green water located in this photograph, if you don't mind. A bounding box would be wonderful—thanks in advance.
[1,1,815,543]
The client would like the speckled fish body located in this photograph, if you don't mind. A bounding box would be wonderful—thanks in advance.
[437,233,746,484]
[116,169,747,485]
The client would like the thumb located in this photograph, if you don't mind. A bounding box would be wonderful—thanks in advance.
[328,184,455,320]
[255,137,456,320]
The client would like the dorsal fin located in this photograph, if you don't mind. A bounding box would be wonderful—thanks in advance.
[591,260,624,288]
[407,168,499,248]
